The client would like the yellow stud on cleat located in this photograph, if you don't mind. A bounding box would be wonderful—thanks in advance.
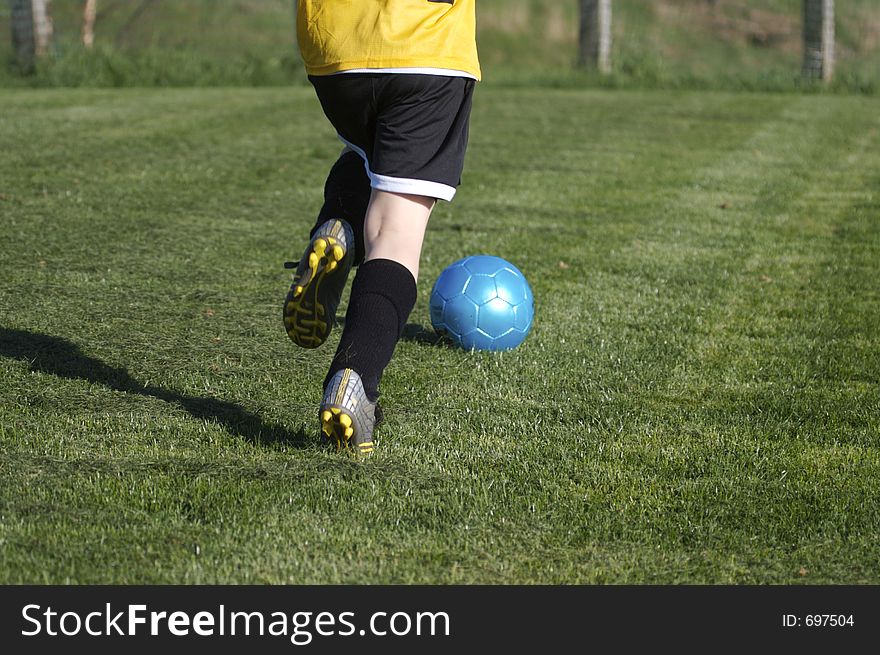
[322,410,332,423]
[332,245,344,261]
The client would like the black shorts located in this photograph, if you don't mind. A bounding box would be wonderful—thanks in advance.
[309,73,475,201]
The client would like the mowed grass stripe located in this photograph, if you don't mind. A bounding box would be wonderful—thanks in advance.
[619,97,880,580]
[1,89,338,426]
[2,89,791,449]
[395,89,796,420]
[375,93,880,582]
[1,89,878,583]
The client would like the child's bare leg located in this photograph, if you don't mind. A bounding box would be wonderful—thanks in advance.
[363,189,434,281]
[323,190,434,402]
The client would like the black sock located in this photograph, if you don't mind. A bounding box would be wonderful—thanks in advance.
[312,150,371,266]
[324,259,417,401]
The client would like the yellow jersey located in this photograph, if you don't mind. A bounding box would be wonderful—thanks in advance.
[296,0,480,80]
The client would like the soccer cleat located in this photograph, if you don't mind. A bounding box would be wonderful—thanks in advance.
[320,368,382,455]
[283,219,354,348]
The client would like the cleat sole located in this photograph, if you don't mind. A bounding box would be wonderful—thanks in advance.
[284,231,348,349]
[319,369,378,456]
[283,219,353,349]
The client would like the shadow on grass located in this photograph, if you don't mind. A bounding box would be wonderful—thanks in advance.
[332,320,450,347]
[400,323,449,347]
[0,327,311,449]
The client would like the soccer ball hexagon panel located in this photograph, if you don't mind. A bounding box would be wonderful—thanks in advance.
[429,255,535,351]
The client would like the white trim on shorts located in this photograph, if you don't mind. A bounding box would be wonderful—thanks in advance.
[333,67,477,80]
[338,137,457,202]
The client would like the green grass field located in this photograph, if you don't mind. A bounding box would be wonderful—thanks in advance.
[1,85,878,583]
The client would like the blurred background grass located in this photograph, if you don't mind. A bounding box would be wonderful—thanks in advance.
[1,0,878,91]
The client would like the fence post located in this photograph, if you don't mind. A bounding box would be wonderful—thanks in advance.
[9,0,52,72]
[83,0,97,48]
[10,0,36,72]
[578,0,612,74]
[32,0,53,55]
[802,0,834,82]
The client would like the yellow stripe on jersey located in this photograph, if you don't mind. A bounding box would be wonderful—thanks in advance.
[297,0,481,80]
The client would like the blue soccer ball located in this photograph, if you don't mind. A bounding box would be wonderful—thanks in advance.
[429,255,534,351]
